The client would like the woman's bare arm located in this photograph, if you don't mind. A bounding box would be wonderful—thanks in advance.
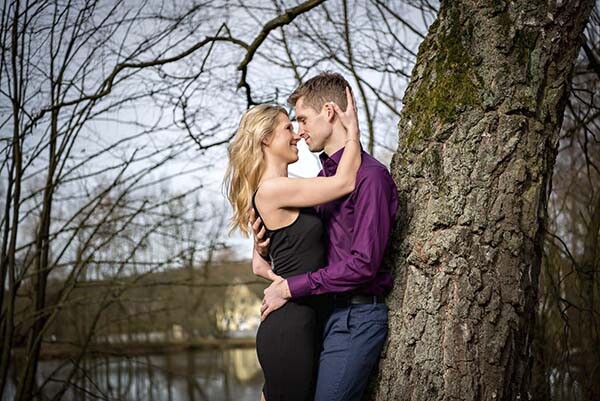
[259,87,362,209]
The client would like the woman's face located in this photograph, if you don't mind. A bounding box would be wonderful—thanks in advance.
[264,113,300,164]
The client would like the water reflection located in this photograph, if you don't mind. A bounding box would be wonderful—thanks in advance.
[7,348,263,401]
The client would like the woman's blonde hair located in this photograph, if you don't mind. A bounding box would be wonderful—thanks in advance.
[224,104,288,237]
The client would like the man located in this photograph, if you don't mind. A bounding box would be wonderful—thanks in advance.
[253,72,398,401]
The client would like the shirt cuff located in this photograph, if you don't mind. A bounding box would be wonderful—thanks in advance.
[287,273,312,298]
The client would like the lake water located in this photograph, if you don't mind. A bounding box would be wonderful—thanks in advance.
[5,348,264,401]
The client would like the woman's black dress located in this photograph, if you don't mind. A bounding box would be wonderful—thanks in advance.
[253,191,328,401]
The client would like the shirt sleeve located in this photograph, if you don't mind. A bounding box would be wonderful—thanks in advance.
[287,169,396,297]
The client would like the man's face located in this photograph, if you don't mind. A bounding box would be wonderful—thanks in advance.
[295,96,331,152]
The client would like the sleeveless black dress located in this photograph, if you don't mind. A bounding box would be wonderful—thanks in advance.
[253,190,328,401]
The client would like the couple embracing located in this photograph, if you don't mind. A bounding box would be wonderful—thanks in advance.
[224,72,397,401]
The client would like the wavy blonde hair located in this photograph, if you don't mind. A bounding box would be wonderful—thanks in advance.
[224,104,288,237]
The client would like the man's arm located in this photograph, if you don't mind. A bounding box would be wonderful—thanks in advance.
[252,246,274,281]
[261,169,397,320]
[287,169,397,297]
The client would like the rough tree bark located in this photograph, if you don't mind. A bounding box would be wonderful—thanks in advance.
[373,1,595,400]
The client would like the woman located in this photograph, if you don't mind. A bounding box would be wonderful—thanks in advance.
[224,87,360,401]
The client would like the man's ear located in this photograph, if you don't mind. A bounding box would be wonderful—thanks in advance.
[324,102,335,122]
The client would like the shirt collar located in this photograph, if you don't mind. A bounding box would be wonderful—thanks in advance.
[320,146,364,176]
[319,147,345,166]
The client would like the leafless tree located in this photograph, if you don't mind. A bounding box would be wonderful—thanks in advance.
[0,0,314,398]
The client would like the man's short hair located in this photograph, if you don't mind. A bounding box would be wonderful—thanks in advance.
[288,72,351,112]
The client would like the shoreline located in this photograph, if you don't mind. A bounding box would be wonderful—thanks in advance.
[13,338,257,360]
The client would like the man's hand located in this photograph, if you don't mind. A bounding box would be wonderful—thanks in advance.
[261,270,291,320]
[250,209,270,257]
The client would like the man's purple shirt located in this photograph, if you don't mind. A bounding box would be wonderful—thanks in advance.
[287,147,398,298]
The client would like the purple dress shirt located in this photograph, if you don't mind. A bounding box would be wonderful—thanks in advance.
[287,148,398,298]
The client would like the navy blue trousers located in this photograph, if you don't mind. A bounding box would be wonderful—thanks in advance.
[314,302,388,401]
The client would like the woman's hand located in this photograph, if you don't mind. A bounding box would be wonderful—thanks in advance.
[330,86,359,142]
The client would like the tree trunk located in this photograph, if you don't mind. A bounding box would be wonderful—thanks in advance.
[374,1,595,400]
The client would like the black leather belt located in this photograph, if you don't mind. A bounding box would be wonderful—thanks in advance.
[333,294,385,307]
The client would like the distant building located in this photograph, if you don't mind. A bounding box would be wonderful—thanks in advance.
[43,261,268,344]
[214,278,263,338]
